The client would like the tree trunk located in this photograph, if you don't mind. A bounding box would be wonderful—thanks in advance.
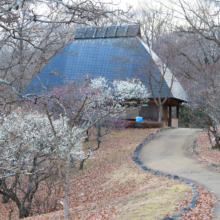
[70,154,75,168]
[18,204,29,219]
[0,184,29,218]
[205,129,214,149]
[2,194,9,203]
[2,180,10,203]
[212,122,220,149]
[63,142,71,219]
[158,105,163,122]
[85,130,89,142]
[63,181,70,219]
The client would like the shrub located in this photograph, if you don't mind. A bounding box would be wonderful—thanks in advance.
[126,121,163,128]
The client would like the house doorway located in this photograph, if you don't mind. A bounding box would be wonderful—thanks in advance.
[167,105,179,127]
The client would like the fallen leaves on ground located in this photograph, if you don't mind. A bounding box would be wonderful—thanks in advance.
[177,186,217,220]
[194,129,220,168]
[0,128,216,220]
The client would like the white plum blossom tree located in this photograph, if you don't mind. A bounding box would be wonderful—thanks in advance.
[88,77,149,110]
[0,77,149,219]
[0,108,84,218]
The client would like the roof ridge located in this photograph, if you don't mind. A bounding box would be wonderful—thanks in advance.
[74,24,140,40]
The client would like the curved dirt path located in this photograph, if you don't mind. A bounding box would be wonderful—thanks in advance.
[139,128,220,219]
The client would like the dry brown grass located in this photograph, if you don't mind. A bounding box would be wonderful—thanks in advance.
[114,184,191,220]
[104,163,192,220]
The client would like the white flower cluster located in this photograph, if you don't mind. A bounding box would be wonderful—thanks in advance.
[79,77,150,123]
[0,108,84,176]
[90,77,149,101]
[90,77,109,91]
[88,77,112,109]
[113,78,150,101]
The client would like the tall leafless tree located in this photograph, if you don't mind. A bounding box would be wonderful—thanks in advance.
[0,0,128,105]
[153,0,220,144]
[114,2,179,123]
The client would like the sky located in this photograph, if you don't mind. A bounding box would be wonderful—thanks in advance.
[104,0,139,10]
[116,0,138,9]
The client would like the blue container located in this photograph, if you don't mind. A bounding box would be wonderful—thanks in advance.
[136,116,143,122]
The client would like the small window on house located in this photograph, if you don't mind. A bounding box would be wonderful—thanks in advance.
[172,106,177,118]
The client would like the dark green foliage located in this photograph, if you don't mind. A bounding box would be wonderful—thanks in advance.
[179,104,212,128]
[179,104,220,149]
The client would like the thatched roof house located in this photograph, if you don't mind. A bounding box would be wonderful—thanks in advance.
[24,25,187,126]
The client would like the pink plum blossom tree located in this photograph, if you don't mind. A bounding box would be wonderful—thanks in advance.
[42,77,149,218]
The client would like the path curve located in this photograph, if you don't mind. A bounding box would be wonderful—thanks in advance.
[139,128,220,219]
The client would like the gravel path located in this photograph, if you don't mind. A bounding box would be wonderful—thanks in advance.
[139,128,220,219]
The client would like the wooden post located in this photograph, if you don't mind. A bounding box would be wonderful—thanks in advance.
[168,105,171,126]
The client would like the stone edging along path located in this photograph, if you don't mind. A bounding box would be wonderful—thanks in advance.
[192,139,220,168]
[132,127,199,220]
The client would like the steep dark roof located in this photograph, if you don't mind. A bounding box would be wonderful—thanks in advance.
[74,25,141,39]
[23,25,187,101]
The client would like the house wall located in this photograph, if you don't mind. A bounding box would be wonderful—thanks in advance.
[172,118,179,127]
[139,101,159,121]
[138,98,181,127]
[123,107,139,120]
[166,98,179,106]
[123,98,182,127]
